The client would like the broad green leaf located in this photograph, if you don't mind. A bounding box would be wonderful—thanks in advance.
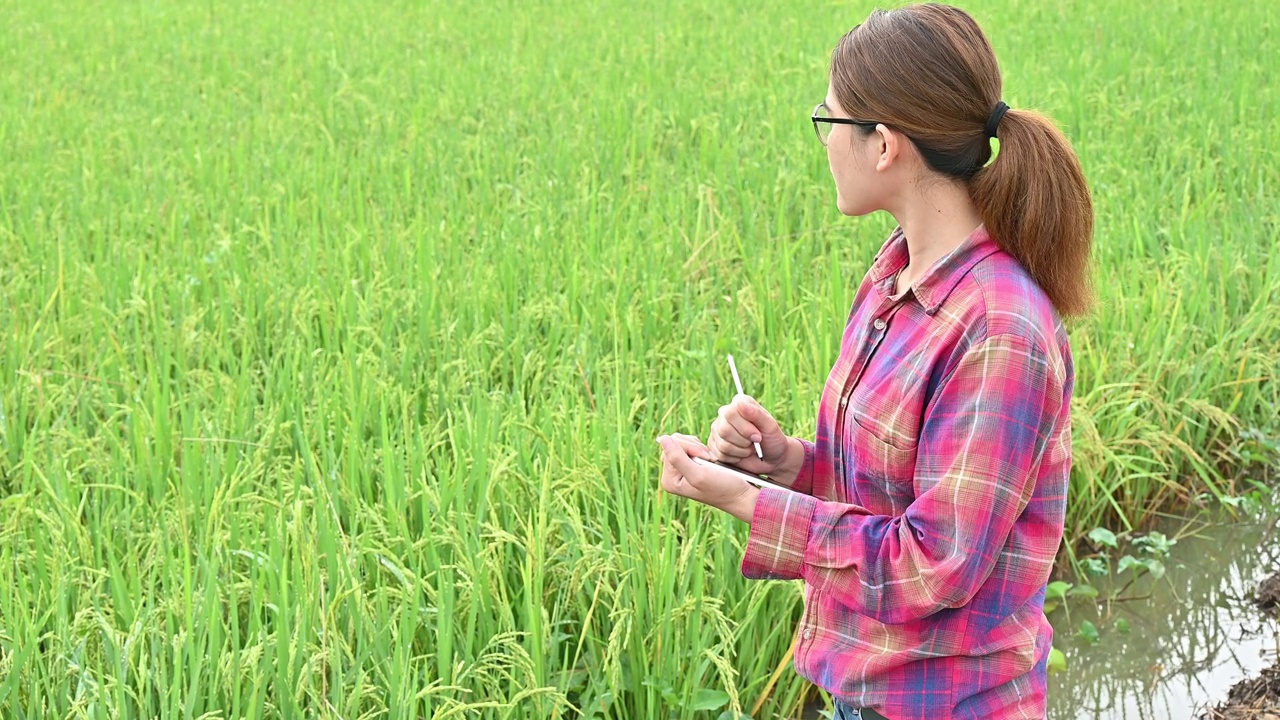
[1084,557,1109,576]
[1067,584,1099,599]
[1045,581,1072,601]
[1078,620,1100,644]
[1134,531,1175,557]
[1047,647,1068,673]
[1117,555,1143,576]
[1088,528,1118,549]
[690,689,730,712]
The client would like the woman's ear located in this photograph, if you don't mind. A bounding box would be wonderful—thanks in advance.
[874,123,902,172]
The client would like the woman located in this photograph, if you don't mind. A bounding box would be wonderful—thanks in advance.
[655,4,1091,719]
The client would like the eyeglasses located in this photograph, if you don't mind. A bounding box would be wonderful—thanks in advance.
[812,103,880,146]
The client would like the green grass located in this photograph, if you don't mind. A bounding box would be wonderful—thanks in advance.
[1,0,1277,718]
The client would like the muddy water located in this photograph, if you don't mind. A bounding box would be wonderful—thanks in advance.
[1047,510,1280,720]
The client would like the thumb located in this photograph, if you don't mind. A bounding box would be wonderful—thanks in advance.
[656,435,697,475]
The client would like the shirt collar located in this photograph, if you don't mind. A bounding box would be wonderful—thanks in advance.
[868,225,1002,315]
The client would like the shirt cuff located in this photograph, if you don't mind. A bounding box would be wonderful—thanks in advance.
[741,487,819,581]
[789,438,817,495]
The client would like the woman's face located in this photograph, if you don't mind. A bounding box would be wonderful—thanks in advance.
[824,85,899,216]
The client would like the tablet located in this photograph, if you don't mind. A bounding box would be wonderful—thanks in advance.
[691,457,794,493]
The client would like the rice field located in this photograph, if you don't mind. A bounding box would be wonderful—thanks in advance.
[0,0,1277,718]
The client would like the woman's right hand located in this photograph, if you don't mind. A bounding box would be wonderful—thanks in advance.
[707,395,802,483]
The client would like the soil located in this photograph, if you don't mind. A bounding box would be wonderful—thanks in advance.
[1256,572,1280,612]
[1201,571,1280,719]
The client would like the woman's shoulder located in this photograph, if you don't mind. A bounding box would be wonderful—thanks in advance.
[943,249,1072,367]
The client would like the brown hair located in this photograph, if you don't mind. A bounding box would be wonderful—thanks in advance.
[831,3,1094,316]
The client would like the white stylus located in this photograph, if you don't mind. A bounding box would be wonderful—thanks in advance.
[727,354,764,459]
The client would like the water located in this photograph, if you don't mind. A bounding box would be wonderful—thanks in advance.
[1047,510,1280,719]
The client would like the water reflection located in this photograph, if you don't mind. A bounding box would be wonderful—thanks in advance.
[1048,512,1280,720]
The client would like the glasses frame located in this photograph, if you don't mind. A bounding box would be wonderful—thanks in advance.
[811,103,881,146]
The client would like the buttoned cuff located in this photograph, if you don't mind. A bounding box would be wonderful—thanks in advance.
[741,487,818,581]
[789,438,817,495]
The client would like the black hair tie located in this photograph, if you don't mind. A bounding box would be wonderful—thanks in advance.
[984,101,1009,139]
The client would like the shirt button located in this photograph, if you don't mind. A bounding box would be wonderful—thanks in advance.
[839,396,848,409]
[873,318,886,331]
[803,628,813,640]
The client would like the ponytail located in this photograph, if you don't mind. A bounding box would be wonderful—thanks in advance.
[971,110,1094,316]
[830,4,1096,318]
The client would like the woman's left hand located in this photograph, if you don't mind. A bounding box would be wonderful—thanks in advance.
[656,434,761,524]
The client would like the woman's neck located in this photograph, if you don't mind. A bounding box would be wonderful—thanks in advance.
[887,178,984,289]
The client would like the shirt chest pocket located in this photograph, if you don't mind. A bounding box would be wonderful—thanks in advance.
[835,354,929,512]
[844,354,929,453]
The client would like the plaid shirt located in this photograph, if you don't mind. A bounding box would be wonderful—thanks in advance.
[742,226,1073,719]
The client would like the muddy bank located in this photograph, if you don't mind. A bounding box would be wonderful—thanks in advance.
[1256,573,1280,612]
[1200,571,1280,719]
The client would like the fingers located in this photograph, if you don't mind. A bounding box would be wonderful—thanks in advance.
[656,435,697,477]
[708,428,754,461]
[718,400,763,444]
[658,433,718,497]
[709,395,770,460]
[657,433,752,510]
[671,433,712,459]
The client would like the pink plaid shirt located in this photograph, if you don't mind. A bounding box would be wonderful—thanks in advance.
[742,226,1072,719]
